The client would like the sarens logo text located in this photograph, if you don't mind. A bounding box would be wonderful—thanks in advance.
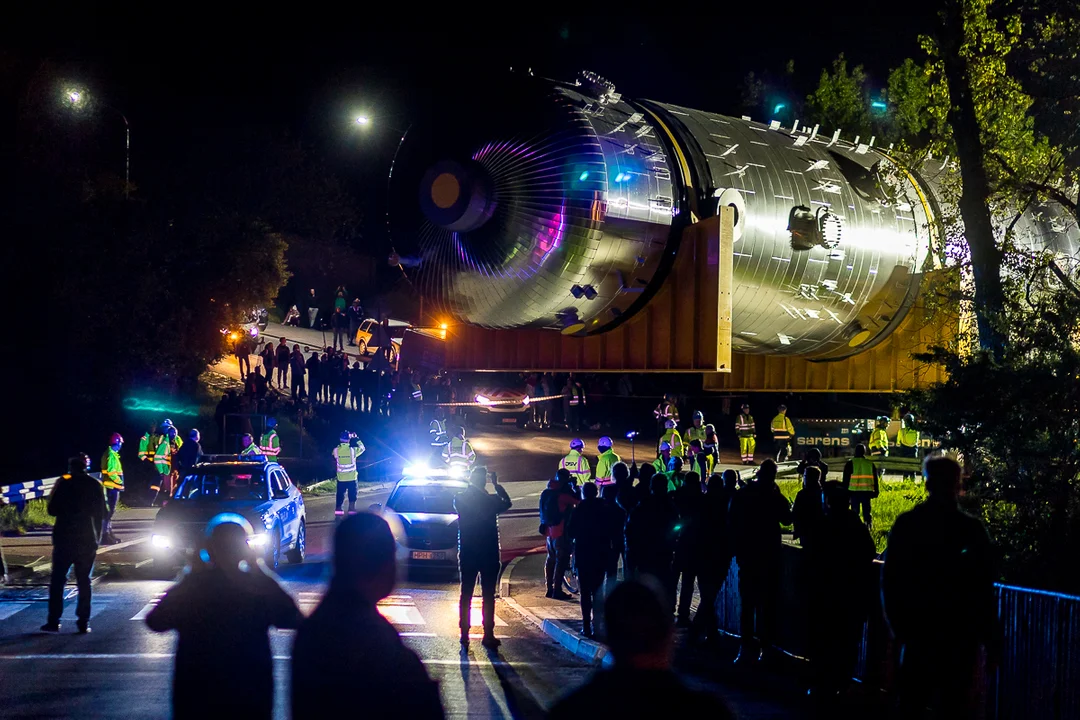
[796,436,851,447]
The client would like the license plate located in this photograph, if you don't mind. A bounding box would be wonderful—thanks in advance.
[411,551,444,560]
[501,417,518,424]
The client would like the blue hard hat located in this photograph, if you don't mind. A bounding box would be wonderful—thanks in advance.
[341,431,351,442]
[266,417,277,428]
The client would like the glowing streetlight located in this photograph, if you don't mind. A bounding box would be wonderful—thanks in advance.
[62,85,131,198]
[67,90,82,104]
[355,115,371,126]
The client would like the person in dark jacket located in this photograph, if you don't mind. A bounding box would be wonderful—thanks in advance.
[694,471,737,642]
[566,481,611,638]
[729,459,792,664]
[883,456,996,718]
[275,337,291,388]
[796,446,830,481]
[625,473,680,613]
[331,306,348,351]
[172,429,204,480]
[791,465,824,548]
[454,466,512,648]
[347,299,364,346]
[672,472,706,627]
[548,579,735,720]
[603,461,631,588]
[259,341,276,388]
[41,454,106,633]
[289,345,306,399]
[292,513,444,719]
[306,351,321,403]
[807,482,877,700]
[540,469,579,600]
[147,519,301,719]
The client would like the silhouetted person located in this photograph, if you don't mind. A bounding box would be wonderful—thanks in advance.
[796,446,830,481]
[729,459,792,664]
[603,461,631,588]
[289,344,305,398]
[807,482,876,701]
[694,470,737,642]
[673,472,706,627]
[883,456,995,719]
[41,454,106,634]
[625,473,680,613]
[540,468,579,600]
[842,443,880,528]
[275,337,290,387]
[455,466,512,648]
[791,465,824,548]
[172,429,204,480]
[147,519,301,719]
[566,481,610,638]
[292,514,443,718]
[548,579,735,719]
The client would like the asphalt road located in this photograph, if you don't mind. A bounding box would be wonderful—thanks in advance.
[0,427,593,719]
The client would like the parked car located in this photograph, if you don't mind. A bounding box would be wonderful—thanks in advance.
[149,457,306,574]
[370,470,467,573]
[354,318,407,363]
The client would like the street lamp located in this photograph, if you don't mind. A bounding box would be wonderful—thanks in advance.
[64,86,131,198]
[355,115,371,126]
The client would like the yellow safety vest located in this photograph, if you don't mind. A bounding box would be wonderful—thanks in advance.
[443,437,475,465]
[770,414,794,440]
[736,414,755,438]
[595,449,621,483]
[869,428,889,454]
[240,442,260,457]
[335,443,358,481]
[898,427,920,448]
[683,425,706,450]
[101,448,124,490]
[659,430,684,456]
[560,450,591,482]
[260,429,280,457]
[849,457,876,493]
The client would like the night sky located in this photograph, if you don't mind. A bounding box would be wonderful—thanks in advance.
[9,3,941,235]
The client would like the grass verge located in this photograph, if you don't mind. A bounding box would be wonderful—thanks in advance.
[301,479,337,496]
[777,478,925,552]
[0,499,55,535]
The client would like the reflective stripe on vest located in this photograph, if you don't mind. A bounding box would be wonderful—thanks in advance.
[336,444,356,472]
[560,452,588,477]
[849,457,876,493]
[771,414,792,439]
[869,429,889,451]
[260,430,280,456]
[446,438,472,461]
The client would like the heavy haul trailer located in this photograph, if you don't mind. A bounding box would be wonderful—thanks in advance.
[386,72,1078,390]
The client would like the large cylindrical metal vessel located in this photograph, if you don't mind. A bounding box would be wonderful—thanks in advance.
[387,72,1079,358]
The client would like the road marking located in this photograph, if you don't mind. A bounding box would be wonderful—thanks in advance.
[467,598,508,627]
[399,632,437,638]
[0,653,538,666]
[0,604,30,621]
[130,593,165,621]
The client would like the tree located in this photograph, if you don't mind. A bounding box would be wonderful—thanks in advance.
[805,55,873,140]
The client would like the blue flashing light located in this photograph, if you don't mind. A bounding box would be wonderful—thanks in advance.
[578,171,590,181]
[773,103,786,114]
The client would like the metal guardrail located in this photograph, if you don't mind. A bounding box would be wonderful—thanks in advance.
[713,545,1080,719]
[1,472,103,507]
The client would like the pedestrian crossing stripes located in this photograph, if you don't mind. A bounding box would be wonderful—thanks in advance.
[0,604,31,621]
[130,593,164,621]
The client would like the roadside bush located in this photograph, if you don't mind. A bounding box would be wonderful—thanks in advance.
[0,500,55,535]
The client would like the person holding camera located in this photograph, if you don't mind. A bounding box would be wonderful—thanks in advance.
[453,466,511,649]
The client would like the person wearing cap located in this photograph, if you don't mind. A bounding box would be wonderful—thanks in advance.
[736,403,757,465]
[658,419,685,459]
[652,441,675,475]
[560,439,592,485]
[42,454,106,634]
[770,405,795,462]
[173,429,204,481]
[869,416,890,458]
[100,433,125,545]
[594,437,621,486]
[260,418,281,458]
[683,411,706,460]
[334,431,366,516]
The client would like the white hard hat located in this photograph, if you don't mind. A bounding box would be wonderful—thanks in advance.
[570,438,584,450]
[665,419,676,429]
[659,441,672,452]
[598,436,613,448]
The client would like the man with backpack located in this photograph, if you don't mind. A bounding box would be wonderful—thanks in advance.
[539,469,579,600]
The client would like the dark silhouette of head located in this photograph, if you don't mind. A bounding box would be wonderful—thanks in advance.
[650,473,668,495]
[854,443,867,458]
[720,468,737,490]
[670,457,683,474]
[582,481,599,500]
[639,464,656,486]
[555,468,573,488]
[469,466,487,489]
[806,447,822,463]
[803,465,822,490]
[612,461,630,485]
[207,522,251,572]
[604,579,674,669]
[924,456,962,500]
[333,513,396,604]
[757,459,778,484]
[683,472,701,494]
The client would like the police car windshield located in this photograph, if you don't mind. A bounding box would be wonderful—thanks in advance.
[175,470,268,502]
[388,485,461,515]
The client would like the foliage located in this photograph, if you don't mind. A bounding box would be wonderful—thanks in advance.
[0,500,55,535]
[806,55,874,140]
[907,258,1080,592]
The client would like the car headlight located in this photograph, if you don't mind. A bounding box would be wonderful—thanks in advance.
[475,394,492,406]
[448,465,466,479]
[247,533,270,548]
[403,463,431,479]
[151,534,173,549]
[522,396,530,405]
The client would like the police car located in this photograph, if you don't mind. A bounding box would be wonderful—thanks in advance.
[370,467,467,572]
[149,456,306,574]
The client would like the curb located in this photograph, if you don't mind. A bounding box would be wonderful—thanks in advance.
[499,553,611,667]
